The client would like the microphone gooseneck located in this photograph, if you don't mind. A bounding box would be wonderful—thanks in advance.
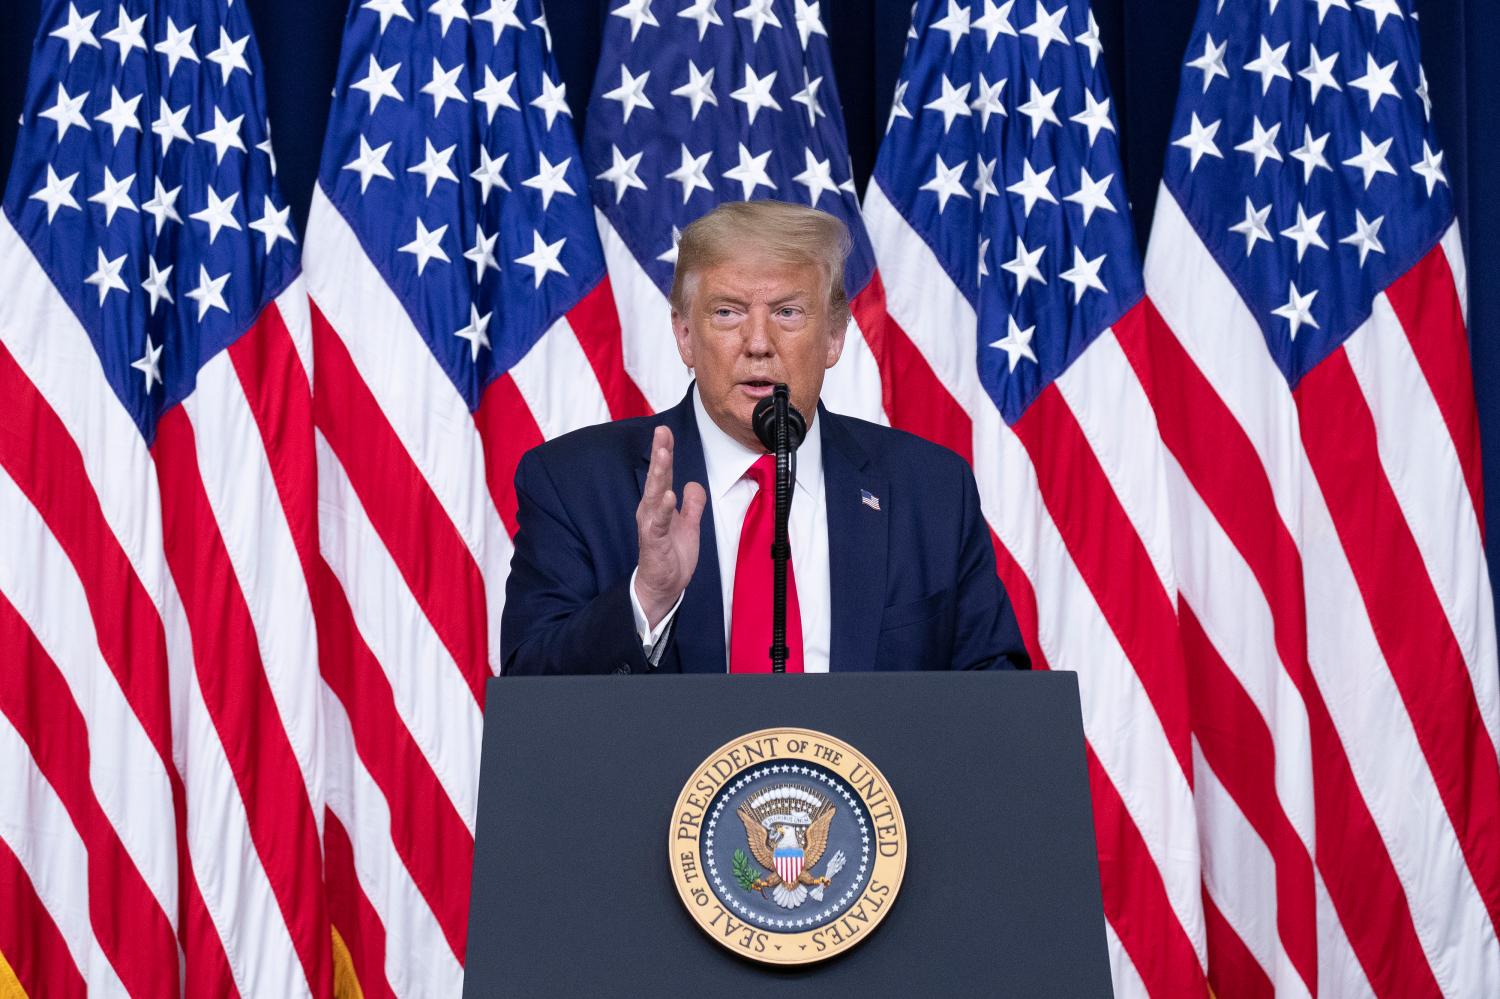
[751,386,803,673]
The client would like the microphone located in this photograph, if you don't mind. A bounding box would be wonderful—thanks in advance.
[751,386,803,673]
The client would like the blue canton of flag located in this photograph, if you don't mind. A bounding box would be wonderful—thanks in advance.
[873,0,1143,426]
[583,0,877,312]
[317,0,606,411]
[3,0,297,441]
[1166,0,1449,385]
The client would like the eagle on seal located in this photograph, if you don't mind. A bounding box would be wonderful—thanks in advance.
[736,784,836,909]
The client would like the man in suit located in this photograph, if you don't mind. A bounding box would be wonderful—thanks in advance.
[501,200,1028,675]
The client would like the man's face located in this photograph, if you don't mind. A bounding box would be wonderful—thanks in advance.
[672,253,846,452]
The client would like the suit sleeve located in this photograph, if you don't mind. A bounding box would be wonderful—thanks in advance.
[950,459,1030,671]
[500,448,655,676]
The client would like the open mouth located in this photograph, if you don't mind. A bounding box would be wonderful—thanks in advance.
[739,379,776,397]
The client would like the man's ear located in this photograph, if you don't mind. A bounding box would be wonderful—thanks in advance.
[824,311,849,369]
[672,308,695,369]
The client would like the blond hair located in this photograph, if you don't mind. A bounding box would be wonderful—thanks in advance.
[668,200,853,323]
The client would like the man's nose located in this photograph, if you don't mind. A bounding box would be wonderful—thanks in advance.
[742,307,774,356]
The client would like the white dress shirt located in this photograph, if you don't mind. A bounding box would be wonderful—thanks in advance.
[630,386,831,672]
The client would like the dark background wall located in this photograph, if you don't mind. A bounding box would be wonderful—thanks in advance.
[3,0,1497,603]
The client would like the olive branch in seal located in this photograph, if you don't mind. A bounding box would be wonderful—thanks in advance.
[732,849,759,891]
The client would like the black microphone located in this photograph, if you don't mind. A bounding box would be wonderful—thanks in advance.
[751,386,803,673]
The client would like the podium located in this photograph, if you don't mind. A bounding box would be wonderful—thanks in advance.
[464,671,1112,997]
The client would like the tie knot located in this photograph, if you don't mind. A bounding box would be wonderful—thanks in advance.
[746,453,777,491]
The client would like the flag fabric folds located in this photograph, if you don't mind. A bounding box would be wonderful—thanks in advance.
[1141,0,1500,995]
[0,0,327,995]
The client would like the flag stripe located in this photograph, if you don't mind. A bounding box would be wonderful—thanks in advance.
[0,595,177,998]
[1202,885,1275,999]
[509,315,614,441]
[0,812,86,999]
[564,276,651,421]
[323,811,396,999]
[179,858,240,999]
[1296,350,1500,936]
[987,529,1045,669]
[594,211,691,413]
[153,409,331,997]
[315,556,474,961]
[312,302,490,705]
[475,373,547,536]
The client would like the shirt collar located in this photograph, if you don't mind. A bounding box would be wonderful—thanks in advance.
[692,383,823,504]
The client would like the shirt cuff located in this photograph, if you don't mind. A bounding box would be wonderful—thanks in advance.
[629,567,685,660]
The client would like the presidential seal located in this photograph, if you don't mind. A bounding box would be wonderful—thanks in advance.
[669,728,906,965]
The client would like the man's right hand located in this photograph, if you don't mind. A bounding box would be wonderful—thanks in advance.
[635,425,707,629]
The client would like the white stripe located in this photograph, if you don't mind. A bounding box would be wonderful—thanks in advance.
[1145,186,1500,995]
[1440,223,1468,327]
[868,198,1205,967]
[275,281,315,389]
[1162,450,1316,853]
[1315,873,1378,999]
[0,712,128,996]
[509,315,613,439]
[1053,329,1177,598]
[1103,921,1145,999]
[594,209,691,412]
[1343,296,1500,756]
[184,351,324,823]
[1195,739,1311,999]
[0,467,179,925]
[305,186,508,671]
[820,311,888,425]
[317,433,482,831]
[323,684,465,998]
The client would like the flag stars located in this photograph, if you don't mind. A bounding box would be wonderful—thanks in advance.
[792,150,837,205]
[991,316,1037,372]
[1017,81,1061,136]
[463,225,501,281]
[197,107,247,165]
[930,0,971,52]
[85,248,129,305]
[1186,33,1228,93]
[920,154,971,214]
[678,0,723,40]
[1355,0,1402,31]
[971,0,1017,51]
[603,65,655,123]
[470,145,510,203]
[1416,66,1432,121]
[1064,167,1115,224]
[1349,54,1400,111]
[453,304,493,361]
[344,135,395,192]
[611,0,659,40]
[132,335,164,391]
[791,70,825,126]
[973,155,999,209]
[1002,237,1046,296]
[421,57,468,117]
[399,218,450,275]
[1290,125,1332,181]
[1280,204,1328,262]
[102,6,147,64]
[1411,140,1447,196]
[475,0,523,40]
[153,98,192,154]
[95,87,142,146]
[531,74,572,129]
[1173,113,1222,171]
[186,265,231,320]
[89,167,137,225]
[887,79,912,132]
[1075,10,1103,66]
[597,144,647,203]
[155,18,200,78]
[1234,116,1282,176]
[408,139,459,196]
[29,165,80,222]
[924,76,972,134]
[1006,158,1058,216]
[250,197,296,253]
[362,0,414,34]
[142,178,183,233]
[191,187,242,245]
[427,0,472,37]
[207,27,252,85]
[40,83,90,143]
[970,75,1007,131]
[1059,248,1108,303]
[473,67,519,123]
[523,152,576,209]
[140,258,173,316]
[352,55,404,114]
[1243,35,1292,94]
[515,230,568,286]
[1021,2,1070,59]
[733,0,783,42]
[1070,89,1114,147]
[794,0,828,47]
[1309,0,1351,23]
[1342,132,1396,190]
[1298,44,1341,104]
[49,3,100,62]
[1228,197,1273,256]
[666,144,714,203]
[672,61,718,120]
[1340,210,1386,265]
[723,143,777,199]
[731,66,782,125]
[1272,282,1319,340]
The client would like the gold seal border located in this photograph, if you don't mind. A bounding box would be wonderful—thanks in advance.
[668,726,907,966]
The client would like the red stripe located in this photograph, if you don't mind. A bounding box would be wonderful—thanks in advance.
[1202,887,1274,999]
[988,529,1046,669]
[152,407,332,998]
[311,299,489,704]
[849,273,973,463]
[182,869,240,999]
[1382,245,1485,538]
[1117,301,1443,997]
[315,557,474,963]
[324,811,396,999]
[565,276,651,420]
[0,596,178,996]
[0,835,84,999]
[1013,382,1193,779]
[1179,602,1317,993]
[1087,747,1208,997]
[475,373,546,537]
[1297,348,1500,935]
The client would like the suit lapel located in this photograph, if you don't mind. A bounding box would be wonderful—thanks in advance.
[635,388,725,674]
[821,408,887,672]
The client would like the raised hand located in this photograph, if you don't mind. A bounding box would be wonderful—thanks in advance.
[634,425,707,628]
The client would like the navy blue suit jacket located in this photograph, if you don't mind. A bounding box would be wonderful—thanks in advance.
[500,389,1029,675]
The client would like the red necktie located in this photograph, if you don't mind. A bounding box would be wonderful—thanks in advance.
[729,454,803,673]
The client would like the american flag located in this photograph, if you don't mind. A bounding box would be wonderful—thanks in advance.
[301,0,634,994]
[583,0,888,424]
[1142,0,1500,995]
[0,0,329,995]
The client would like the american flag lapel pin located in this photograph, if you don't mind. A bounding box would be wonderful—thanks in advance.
[861,489,881,511]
